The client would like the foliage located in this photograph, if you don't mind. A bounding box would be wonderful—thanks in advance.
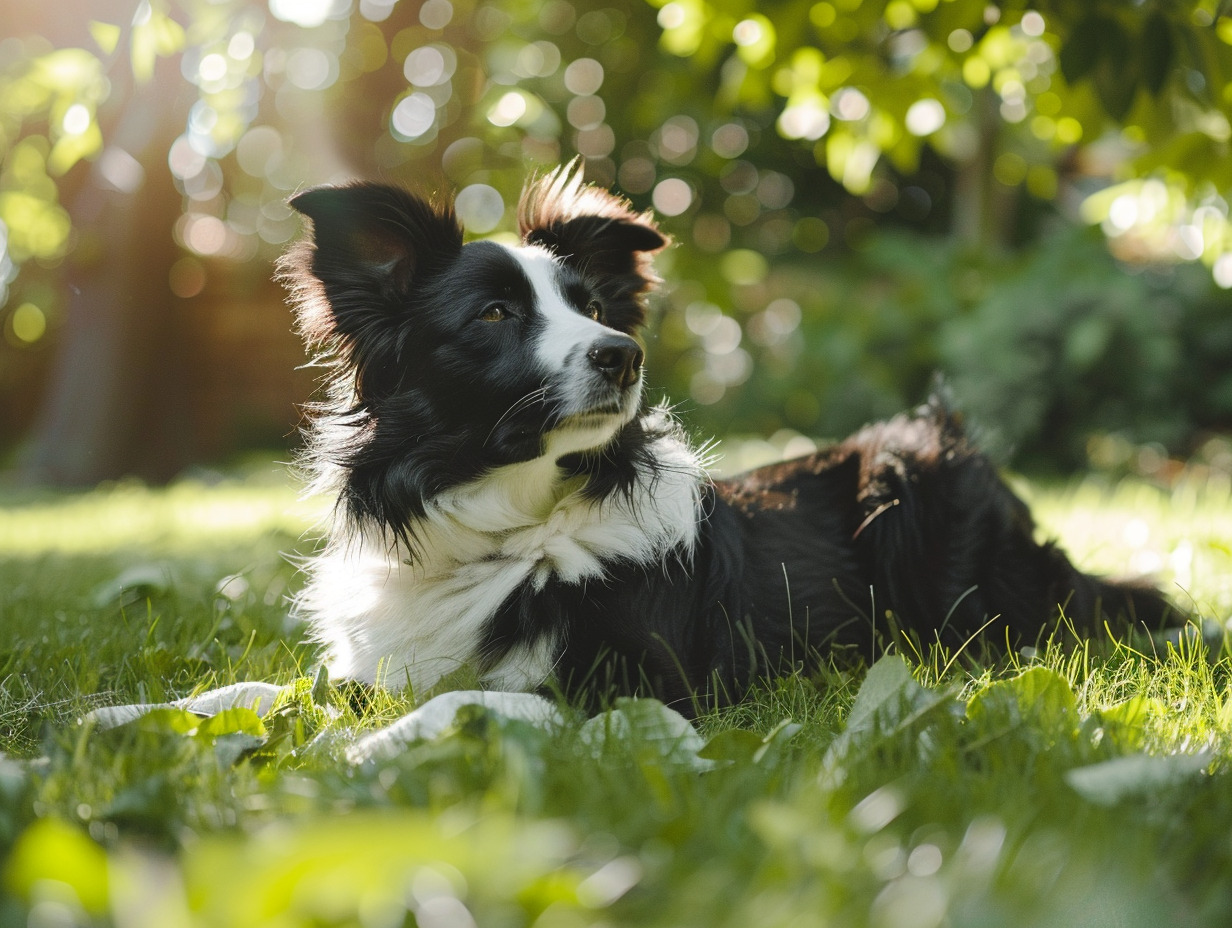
[4,0,1232,471]
[0,1,188,294]
[650,0,1232,222]
[8,0,1232,277]
[672,221,1232,468]
[1,467,1232,925]
[938,224,1232,468]
[0,48,99,269]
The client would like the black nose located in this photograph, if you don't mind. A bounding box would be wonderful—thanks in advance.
[587,335,644,389]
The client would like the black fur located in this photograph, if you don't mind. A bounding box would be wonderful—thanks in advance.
[476,397,1178,713]
[283,168,1180,716]
[281,179,663,538]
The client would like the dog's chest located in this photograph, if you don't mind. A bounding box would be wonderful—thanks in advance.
[301,447,704,694]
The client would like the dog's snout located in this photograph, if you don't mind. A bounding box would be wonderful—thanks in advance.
[587,335,644,389]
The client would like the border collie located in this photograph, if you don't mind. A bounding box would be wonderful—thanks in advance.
[280,164,1175,713]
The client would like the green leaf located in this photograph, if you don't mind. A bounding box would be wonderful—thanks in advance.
[88,21,122,56]
[966,666,1078,730]
[90,563,172,608]
[755,719,804,762]
[133,707,205,735]
[699,728,765,763]
[822,656,954,777]
[1098,695,1161,730]
[845,655,923,736]
[105,773,182,825]
[4,819,109,914]
[1066,752,1210,806]
[1059,16,1106,85]
[183,812,584,928]
[130,3,185,82]
[1093,23,1138,121]
[212,732,268,767]
[310,663,332,707]
[48,121,103,176]
[1141,11,1174,95]
[195,708,267,739]
[32,48,104,93]
[0,189,72,262]
[1218,692,1232,731]
[1096,696,1166,751]
[579,698,712,770]
[698,720,802,765]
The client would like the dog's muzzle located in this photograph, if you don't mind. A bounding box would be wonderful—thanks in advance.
[587,334,643,392]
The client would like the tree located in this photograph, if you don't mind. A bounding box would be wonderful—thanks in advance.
[2,1,354,483]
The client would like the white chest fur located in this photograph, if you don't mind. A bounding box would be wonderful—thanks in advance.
[296,413,706,695]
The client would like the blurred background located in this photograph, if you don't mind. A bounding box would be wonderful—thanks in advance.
[3,0,1232,487]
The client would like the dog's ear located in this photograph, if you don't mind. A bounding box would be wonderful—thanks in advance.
[281,182,463,349]
[519,163,669,333]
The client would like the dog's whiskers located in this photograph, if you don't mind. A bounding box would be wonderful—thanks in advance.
[485,386,550,444]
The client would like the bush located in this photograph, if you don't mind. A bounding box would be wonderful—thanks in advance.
[650,223,1232,472]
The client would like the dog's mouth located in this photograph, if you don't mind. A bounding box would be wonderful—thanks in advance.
[542,384,640,458]
[558,382,641,427]
[558,404,624,427]
[486,389,637,465]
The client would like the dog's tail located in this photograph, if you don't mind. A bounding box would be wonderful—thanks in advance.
[1028,527,1187,635]
[1063,558,1188,634]
[849,394,1188,644]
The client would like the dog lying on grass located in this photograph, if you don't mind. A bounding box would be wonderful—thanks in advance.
[279,163,1177,714]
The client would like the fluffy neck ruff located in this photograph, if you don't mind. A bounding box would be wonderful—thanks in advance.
[295,406,708,693]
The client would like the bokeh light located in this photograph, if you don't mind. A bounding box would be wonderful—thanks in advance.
[168,256,206,298]
[455,184,505,234]
[269,0,335,29]
[652,177,693,216]
[96,148,144,193]
[9,302,46,344]
[391,93,437,141]
[905,99,946,137]
[488,92,527,128]
[419,0,454,30]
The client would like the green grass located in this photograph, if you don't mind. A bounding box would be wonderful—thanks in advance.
[2,460,1231,927]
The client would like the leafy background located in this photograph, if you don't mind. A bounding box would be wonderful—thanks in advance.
[3,0,1232,482]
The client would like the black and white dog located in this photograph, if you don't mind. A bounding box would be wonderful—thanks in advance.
[280,164,1174,713]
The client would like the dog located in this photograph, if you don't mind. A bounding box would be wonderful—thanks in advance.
[279,164,1176,715]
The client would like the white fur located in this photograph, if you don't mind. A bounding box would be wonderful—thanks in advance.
[506,243,644,422]
[297,407,707,695]
[510,244,610,374]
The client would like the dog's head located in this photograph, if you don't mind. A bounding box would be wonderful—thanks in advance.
[280,163,668,528]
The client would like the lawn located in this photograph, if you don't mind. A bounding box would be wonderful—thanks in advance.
[1,458,1231,927]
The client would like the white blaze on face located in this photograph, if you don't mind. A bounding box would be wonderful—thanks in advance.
[502,243,643,424]
[502,243,608,372]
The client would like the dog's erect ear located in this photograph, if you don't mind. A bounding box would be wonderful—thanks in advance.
[519,162,669,333]
[281,182,463,349]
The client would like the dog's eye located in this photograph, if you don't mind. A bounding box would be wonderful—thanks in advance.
[584,300,603,322]
[478,303,508,323]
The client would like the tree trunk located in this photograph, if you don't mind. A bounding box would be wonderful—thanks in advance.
[950,87,1017,249]
[18,52,196,485]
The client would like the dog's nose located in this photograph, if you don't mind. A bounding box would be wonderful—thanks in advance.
[587,335,644,389]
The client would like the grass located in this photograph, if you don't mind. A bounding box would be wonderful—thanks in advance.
[1,458,1231,927]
